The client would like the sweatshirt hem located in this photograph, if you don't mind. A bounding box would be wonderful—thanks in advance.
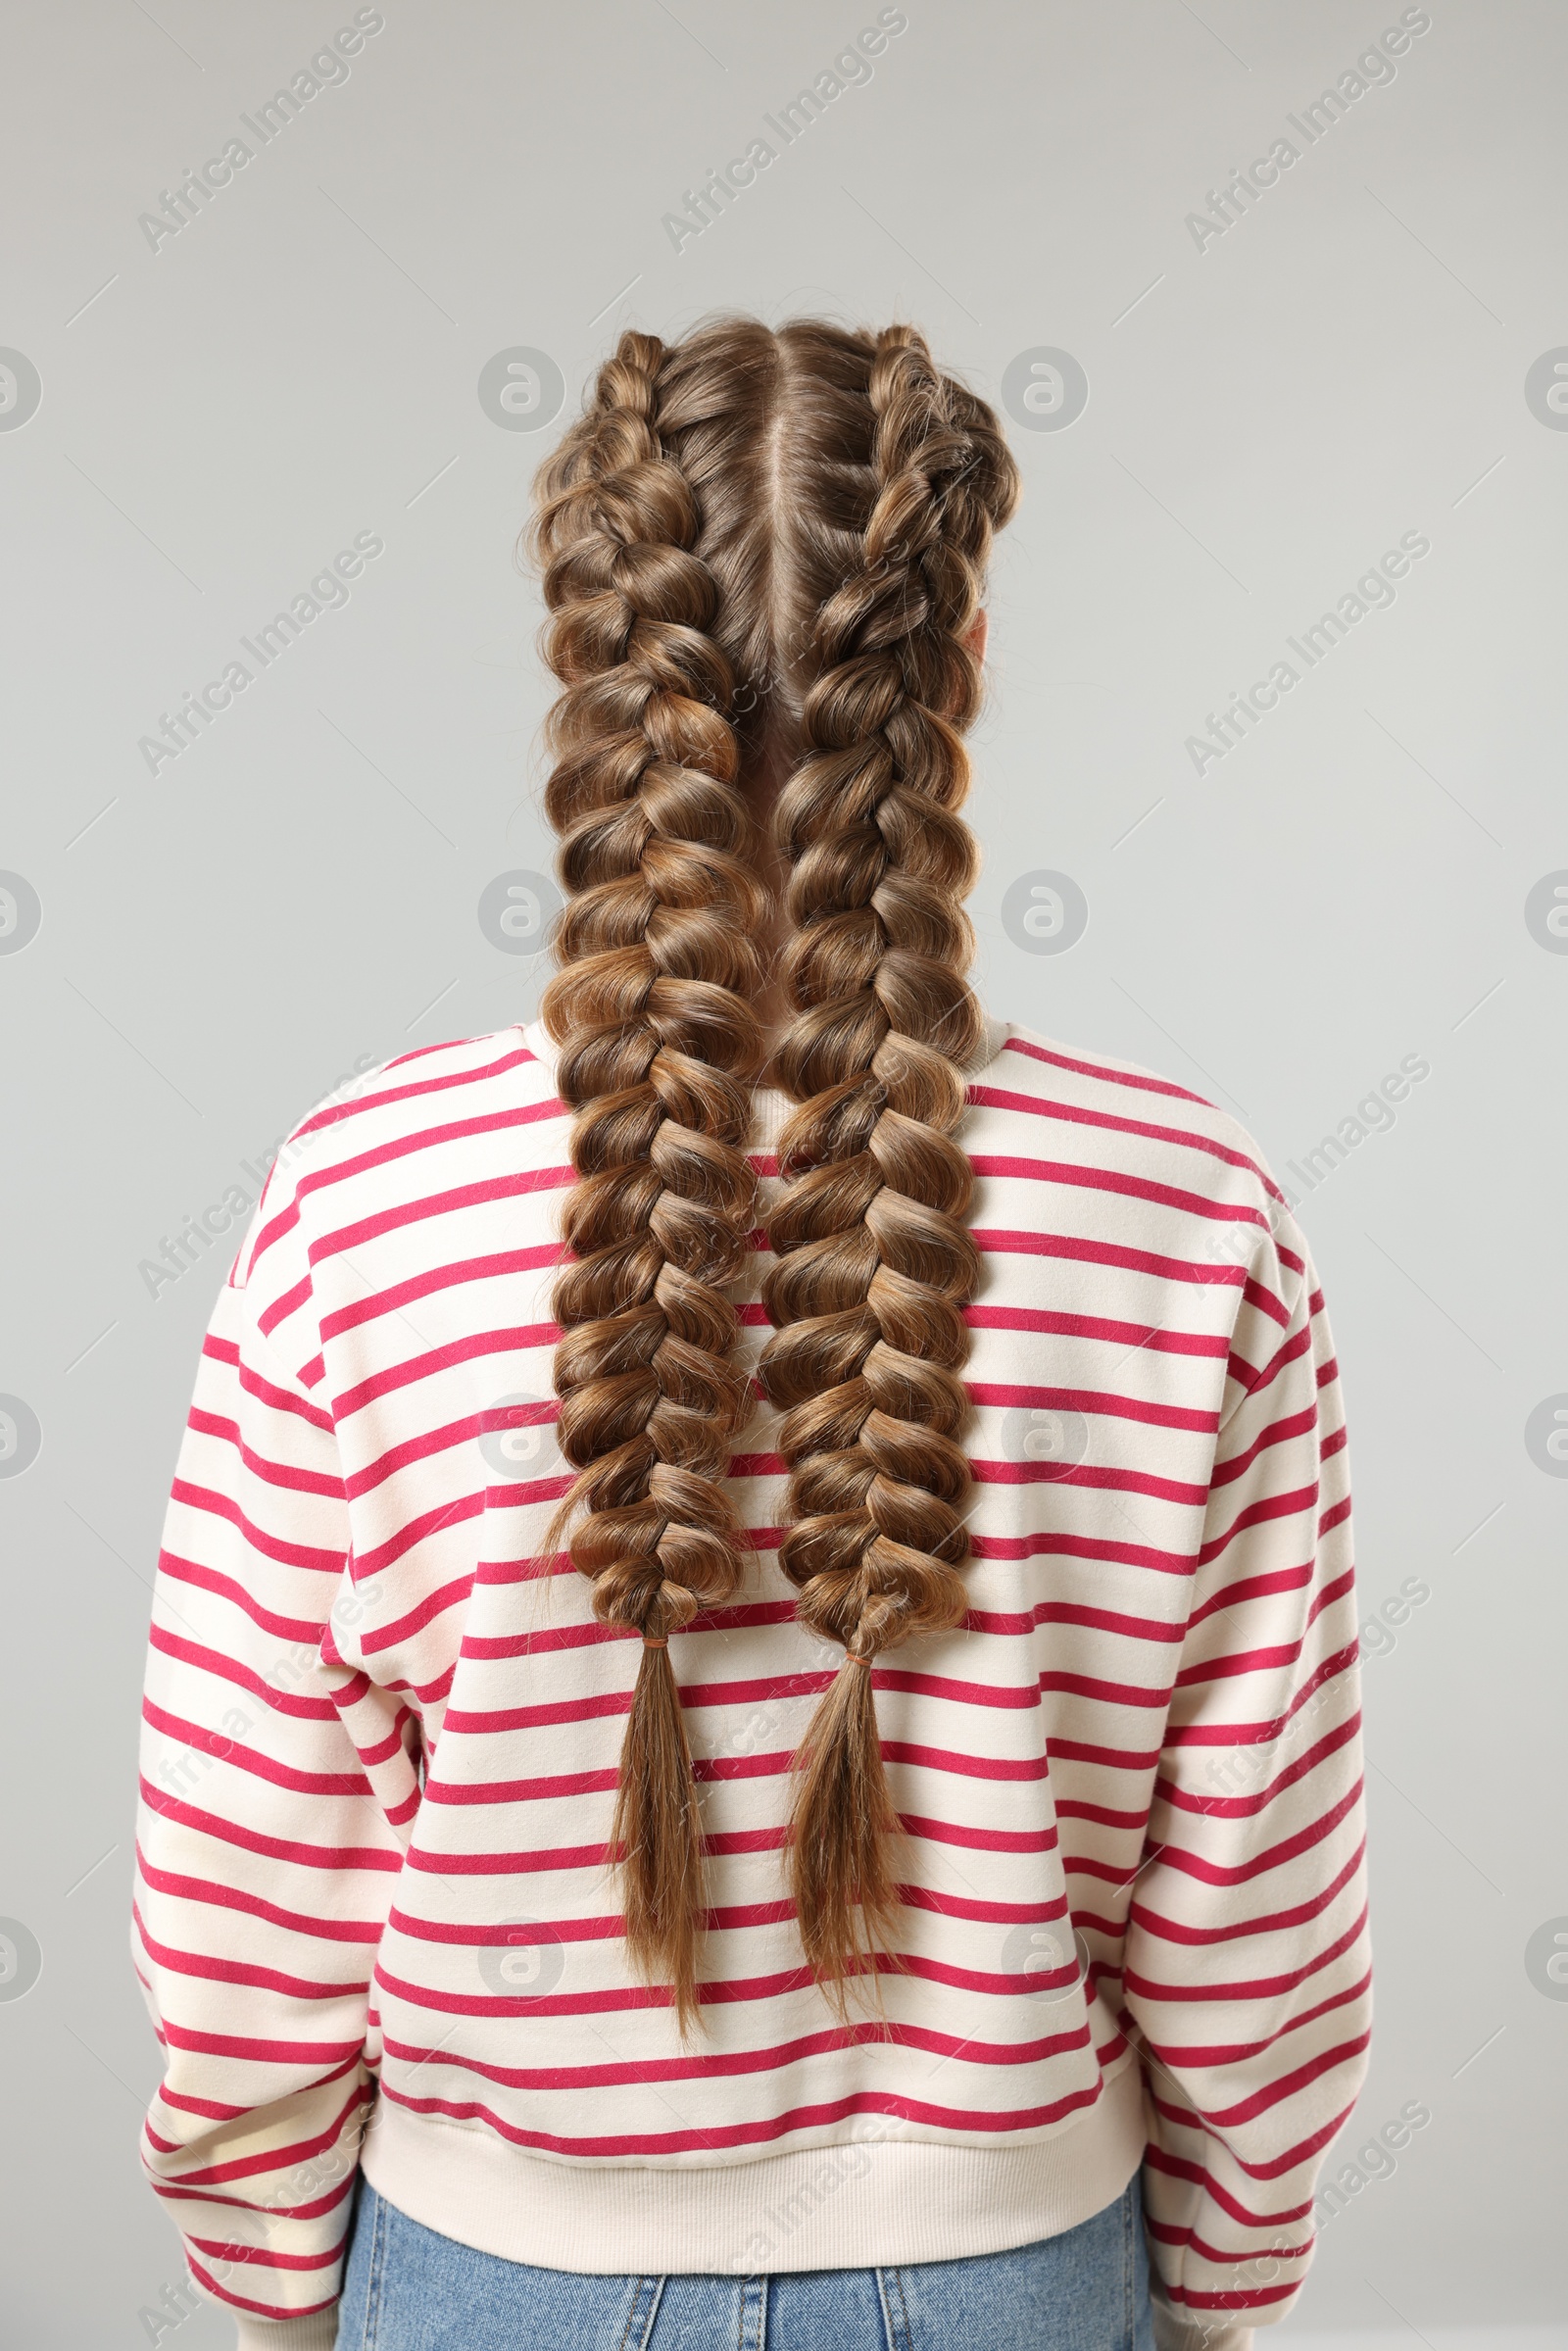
[360,2060,1145,2274]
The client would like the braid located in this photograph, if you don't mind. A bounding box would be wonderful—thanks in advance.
[759,325,1019,1999]
[529,317,1018,2027]
[530,330,767,2031]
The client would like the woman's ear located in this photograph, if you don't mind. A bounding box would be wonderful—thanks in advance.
[964,609,989,665]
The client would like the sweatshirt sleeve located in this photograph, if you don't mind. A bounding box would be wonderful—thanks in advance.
[1121,1220,1371,2349]
[132,1215,418,2347]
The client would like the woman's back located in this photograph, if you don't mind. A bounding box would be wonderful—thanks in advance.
[134,1009,1364,2306]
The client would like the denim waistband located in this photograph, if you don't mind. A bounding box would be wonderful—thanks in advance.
[336,2168,1155,2351]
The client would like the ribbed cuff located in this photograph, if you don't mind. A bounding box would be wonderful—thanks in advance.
[1150,2295,1255,2351]
[231,2311,338,2351]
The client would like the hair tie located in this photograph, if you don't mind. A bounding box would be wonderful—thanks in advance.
[642,1635,668,1650]
[844,1648,874,1668]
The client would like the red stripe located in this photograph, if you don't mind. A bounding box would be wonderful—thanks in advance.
[157,2019,365,2064]
[135,1848,387,1942]
[202,1334,333,1432]
[967,1302,1230,1360]
[1143,2144,1318,2229]
[134,1900,368,2002]
[970,1150,1270,1232]
[148,1626,335,1718]
[168,1480,345,1576]
[155,1550,327,1643]
[1143,1967,1371,2068]
[968,1083,1271,1185]
[145,2080,368,2190]
[973,1455,1208,1507]
[183,2259,341,2325]
[377,2072,1109,2158]
[1132,1839,1364,1945]
[375,1956,1093,2040]
[999,1033,1215,1111]
[185,1407,344,1498]
[1125,1903,1368,2006]
[970,1378,1217,1434]
[313,1165,572,1270]
[332,1323,558,1421]
[254,1097,566,1274]
[139,1777,403,1873]
[143,1698,372,1798]
[975,1224,1253,1295]
[321,1245,563,1342]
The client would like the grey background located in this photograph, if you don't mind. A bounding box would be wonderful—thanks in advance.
[1,1,1564,2342]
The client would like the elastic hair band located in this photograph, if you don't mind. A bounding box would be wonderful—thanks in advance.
[844,1649,874,1668]
[642,1635,668,1650]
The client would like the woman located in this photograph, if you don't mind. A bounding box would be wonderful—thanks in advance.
[132,318,1369,2351]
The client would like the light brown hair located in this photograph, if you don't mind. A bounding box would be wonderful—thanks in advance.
[529,317,1018,2029]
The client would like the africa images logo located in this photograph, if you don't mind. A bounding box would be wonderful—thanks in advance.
[136,11,386,254]
[1185,531,1431,776]
[661,9,908,252]
[136,533,385,775]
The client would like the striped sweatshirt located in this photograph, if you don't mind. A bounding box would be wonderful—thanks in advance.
[132,1016,1370,2351]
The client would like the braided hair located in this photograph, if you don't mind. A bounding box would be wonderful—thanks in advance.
[531,319,1018,2025]
[761,328,1017,1996]
[530,333,768,2031]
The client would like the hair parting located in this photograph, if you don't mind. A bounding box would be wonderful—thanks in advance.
[531,317,1018,2028]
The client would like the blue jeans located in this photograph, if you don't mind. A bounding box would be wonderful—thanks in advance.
[336,2173,1154,2350]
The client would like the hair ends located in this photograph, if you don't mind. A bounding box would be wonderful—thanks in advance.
[612,1638,708,2035]
[787,1654,906,2012]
